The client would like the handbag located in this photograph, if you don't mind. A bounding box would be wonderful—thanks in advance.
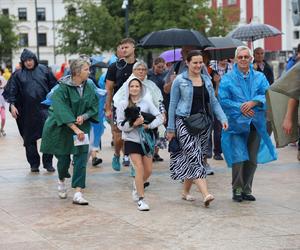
[168,137,181,153]
[184,85,211,135]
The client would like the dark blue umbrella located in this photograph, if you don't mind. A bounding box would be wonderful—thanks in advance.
[205,37,245,60]
[138,28,213,49]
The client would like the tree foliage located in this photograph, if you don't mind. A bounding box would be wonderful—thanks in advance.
[125,0,211,40]
[207,7,240,37]
[57,0,239,55]
[57,0,122,55]
[0,14,19,63]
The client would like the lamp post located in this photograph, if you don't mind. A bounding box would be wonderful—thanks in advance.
[122,0,129,37]
[34,0,40,60]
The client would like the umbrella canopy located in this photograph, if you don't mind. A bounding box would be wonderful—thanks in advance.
[227,23,282,42]
[90,55,105,66]
[159,48,182,63]
[138,28,213,49]
[205,37,245,60]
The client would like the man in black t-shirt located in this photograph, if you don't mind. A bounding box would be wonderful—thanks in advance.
[105,38,137,171]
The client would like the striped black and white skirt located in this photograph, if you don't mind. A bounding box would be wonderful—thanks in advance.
[170,117,210,180]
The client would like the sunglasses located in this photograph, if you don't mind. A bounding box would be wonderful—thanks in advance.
[237,55,250,60]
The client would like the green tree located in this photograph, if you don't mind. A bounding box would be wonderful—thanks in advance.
[125,0,211,40]
[57,0,121,55]
[207,7,240,36]
[102,0,238,41]
[0,14,19,64]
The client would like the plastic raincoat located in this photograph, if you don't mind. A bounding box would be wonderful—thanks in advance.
[219,63,277,167]
[3,49,57,145]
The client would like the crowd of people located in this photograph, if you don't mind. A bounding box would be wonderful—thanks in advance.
[0,38,299,212]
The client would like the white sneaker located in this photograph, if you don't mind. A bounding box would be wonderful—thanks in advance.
[58,181,67,199]
[132,180,139,201]
[73,192,89,205]
[137,199,150,211]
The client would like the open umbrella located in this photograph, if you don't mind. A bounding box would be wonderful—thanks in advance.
[138,28,213,49]
[205,37,245,60]
[226,23,282,42]
[159,48,182,63]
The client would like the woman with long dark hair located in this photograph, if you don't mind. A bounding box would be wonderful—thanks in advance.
[116,77,163,211]
[167,50,228,207]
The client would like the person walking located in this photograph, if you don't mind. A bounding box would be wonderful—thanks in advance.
[219,46,277,202]
[253,47,275,135]
[105,38,137,170]
[166,50,228,207]
[208,59,232,161]
[116,77,163,211]
[282,43,300,159]
[0,72,7,136]
[40,57,99,205]
[3,49,56,172]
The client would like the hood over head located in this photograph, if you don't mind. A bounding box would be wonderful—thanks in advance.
[20,49,38,68]
[123,74,147,102]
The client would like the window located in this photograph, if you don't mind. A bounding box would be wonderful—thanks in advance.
[19,33,28,47]
[294,30,300,39]
[227,0,237,5]
[38,33,47,46]
[37,8,46,21]
[2,9,9,15]
[18,8,27,21]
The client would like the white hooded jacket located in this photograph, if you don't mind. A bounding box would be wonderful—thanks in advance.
[116,77,164,144]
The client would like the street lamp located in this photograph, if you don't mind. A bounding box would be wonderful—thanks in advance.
[34,0,40,60]
[122,0,129,37]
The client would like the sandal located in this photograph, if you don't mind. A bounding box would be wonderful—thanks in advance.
[182,193,196,201]
[203,194,214,207]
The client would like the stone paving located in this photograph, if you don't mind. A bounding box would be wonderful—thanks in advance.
[0,115,299,250]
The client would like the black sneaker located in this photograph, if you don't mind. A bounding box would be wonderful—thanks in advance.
[153,154,164,162]
[232,189,243,202]
[31,167,40,173]
[45,166,56,172]
[122,155,130,166]
[213,154,224,160]
[144,182,150,189]
[92,157,103,166]
[242,193,256,201]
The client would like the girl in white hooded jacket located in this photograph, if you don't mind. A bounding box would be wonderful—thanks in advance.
[116,77,163,211]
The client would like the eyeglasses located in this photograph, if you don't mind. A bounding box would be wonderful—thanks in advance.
[134,68,147,71]
[237,55,250,60]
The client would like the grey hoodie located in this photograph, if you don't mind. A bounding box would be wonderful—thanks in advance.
[116,77,164,144]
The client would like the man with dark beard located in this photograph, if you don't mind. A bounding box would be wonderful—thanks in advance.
[3,49,57,173]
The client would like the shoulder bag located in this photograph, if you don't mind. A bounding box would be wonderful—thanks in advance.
[183,84,212,136]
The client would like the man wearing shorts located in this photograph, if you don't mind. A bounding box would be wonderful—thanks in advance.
[105,38,137,171]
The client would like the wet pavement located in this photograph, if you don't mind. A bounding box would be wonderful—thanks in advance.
[0,114,299,250]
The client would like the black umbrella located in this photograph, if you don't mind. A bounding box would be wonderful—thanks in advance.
[138,28,213,49]
[205,37,245,60]
[226,23,282,42]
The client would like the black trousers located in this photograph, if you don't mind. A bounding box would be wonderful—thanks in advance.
[207,116,222,158]
[25,141,53,169]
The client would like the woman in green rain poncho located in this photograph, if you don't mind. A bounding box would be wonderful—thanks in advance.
[41,58,99,205]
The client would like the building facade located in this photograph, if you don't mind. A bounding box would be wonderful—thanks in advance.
[0,0,67,68]
[211,0,300,52]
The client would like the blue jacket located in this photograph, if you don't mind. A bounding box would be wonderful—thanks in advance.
[286,55,298,71]
[167,71,227,132]
[219,63,277,167]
